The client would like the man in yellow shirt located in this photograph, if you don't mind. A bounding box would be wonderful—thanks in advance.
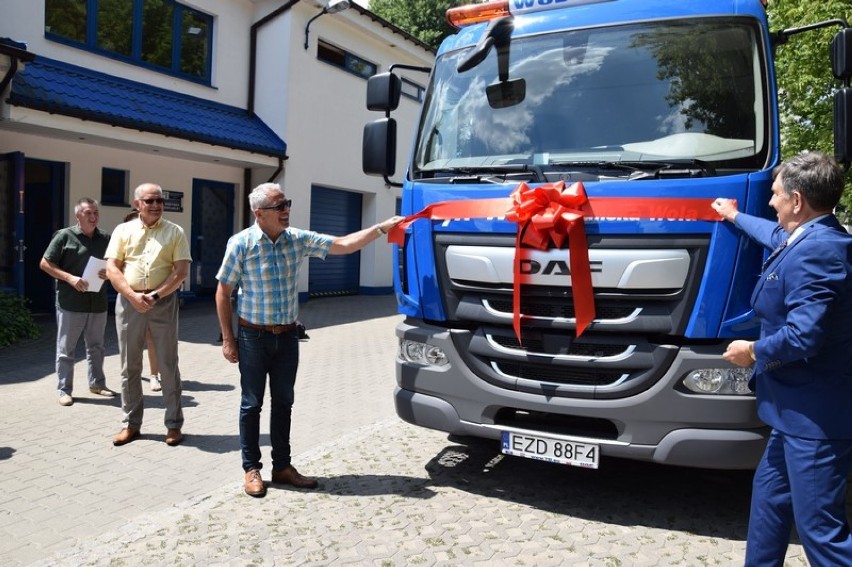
[106,183,191,447]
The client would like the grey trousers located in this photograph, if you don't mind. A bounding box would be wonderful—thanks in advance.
[55,307,107,395]
[115,293,183,430]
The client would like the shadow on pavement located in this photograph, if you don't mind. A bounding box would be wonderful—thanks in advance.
[422,438,755,541]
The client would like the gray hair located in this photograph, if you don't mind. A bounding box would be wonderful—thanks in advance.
[249,182,285,210]
[772,151,844,212]
[134,183,164,200]
[74,197,99,215]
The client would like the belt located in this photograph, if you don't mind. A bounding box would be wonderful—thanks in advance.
[133,289,155,293]
[238,318,297,334]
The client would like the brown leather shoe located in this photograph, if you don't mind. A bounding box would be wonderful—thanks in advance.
[112,427,140,446]
[270,465,318,489]
[165,428,183,446]
[244,469,266,497]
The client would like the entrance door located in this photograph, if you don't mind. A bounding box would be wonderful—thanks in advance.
[191,178,234,296]
[24,159,65,312]
[309,186,362,296]
[0,152,24,294]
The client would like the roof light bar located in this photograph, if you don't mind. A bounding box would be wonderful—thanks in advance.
[447,1,510,29]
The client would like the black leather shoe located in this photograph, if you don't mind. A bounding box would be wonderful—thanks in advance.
[271,465,318,489]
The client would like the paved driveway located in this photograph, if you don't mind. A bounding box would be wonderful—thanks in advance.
[0,295,810,566]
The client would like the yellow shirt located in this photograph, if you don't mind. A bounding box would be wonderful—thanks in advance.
[105,217,192,290]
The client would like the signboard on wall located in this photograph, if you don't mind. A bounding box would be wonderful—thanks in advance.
[163,190,184,212]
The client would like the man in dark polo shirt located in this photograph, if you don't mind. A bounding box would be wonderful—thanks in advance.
[40,197,113,406]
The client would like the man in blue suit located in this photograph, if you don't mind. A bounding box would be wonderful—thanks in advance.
[713,151,852,566]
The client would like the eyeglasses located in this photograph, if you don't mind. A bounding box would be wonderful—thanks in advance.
[259,199,292,211]
[141,198,165,205]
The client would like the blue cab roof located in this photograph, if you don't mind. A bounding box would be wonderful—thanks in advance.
[440,0,768,55]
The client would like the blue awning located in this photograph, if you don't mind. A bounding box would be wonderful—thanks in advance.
[9,55,287,159]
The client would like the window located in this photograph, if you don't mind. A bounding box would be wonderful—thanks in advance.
[317,40,377,80]
[401,77,425,103]
[101,167,128,206]
[44,0,213,83]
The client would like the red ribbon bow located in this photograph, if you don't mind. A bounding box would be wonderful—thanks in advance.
[507,181,595,340]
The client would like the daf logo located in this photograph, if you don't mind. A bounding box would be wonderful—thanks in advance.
[519,259,603,275]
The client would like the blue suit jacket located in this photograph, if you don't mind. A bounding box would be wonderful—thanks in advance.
[735,213,852,440]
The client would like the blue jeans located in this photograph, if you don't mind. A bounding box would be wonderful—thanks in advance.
[237,325,299,472]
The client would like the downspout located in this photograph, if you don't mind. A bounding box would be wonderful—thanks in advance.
[245,0,299,220]
[0,44,35,97]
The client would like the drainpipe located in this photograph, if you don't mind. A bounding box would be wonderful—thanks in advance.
[248,0,301,116]
[246,1,298,220]
[0,43,35,96]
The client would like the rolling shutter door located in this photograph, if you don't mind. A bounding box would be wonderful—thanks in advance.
[309,186,362,296]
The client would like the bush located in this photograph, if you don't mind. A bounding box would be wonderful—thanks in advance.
[0,291,40,348]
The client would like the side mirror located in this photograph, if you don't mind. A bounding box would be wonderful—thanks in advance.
[831,28,852,80]
[366,73,401,112]
[362,118,397,176]
[835,88,852,167]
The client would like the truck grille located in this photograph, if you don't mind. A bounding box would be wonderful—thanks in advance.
[436,233,708,399]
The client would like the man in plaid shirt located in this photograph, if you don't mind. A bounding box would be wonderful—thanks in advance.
[215,182,403,497]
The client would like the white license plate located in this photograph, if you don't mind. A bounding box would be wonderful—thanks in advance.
[501,431,599,469]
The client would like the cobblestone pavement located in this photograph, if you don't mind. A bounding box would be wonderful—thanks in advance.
[0,295,812,566]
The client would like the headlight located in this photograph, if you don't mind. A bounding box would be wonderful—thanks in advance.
[682,367,753,395]
[399,339,448,367]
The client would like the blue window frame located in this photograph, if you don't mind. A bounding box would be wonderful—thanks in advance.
[317,39,377,80]
[44,0,213,84]
[401,77,424,103]
[100,167,129,206]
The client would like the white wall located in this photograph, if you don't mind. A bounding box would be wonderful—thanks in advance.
[4,130,245,234]
[262,4,432,292]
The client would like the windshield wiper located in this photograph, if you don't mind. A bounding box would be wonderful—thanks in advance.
[548,159,716,180]
[419,164,544,184]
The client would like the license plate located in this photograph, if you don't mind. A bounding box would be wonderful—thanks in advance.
[501,431,599,469]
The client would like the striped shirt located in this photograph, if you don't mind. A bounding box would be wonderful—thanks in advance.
[216,224,333,325]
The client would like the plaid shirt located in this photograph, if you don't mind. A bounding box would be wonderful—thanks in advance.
[216,224,333,325]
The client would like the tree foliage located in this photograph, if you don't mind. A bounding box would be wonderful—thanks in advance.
[768,0,852,220]
[368,0,473,50]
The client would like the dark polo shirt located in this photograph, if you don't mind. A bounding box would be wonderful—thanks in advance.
[43,225,111,312]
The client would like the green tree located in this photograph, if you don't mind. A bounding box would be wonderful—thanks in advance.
[368,0,473,50]
[768,0,852,220]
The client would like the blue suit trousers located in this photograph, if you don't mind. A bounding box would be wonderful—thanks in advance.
[746,429,852,566]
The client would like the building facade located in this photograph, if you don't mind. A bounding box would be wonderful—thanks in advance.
[0,0,433,311]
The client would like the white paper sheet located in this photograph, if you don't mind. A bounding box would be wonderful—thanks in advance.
[81,257,107,293]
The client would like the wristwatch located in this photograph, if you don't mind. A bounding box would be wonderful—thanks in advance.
[150,291,160,301]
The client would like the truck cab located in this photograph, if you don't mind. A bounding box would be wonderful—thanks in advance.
[364,0,852,470]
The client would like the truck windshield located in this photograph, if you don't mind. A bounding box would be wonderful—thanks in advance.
[413,18,769,181]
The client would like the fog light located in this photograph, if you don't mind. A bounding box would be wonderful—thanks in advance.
[399,339,448,366]
[683,367,753,395]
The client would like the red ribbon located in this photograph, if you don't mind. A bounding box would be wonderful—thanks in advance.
[386,183,725,341]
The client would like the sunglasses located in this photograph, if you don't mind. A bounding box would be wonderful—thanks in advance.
[141,198,165,205]
[259,199,292,211]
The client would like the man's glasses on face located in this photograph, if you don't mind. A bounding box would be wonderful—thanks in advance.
[260,199,292,211]
[141,198,165,205]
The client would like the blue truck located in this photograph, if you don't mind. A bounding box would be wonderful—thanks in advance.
[363,0,852,470]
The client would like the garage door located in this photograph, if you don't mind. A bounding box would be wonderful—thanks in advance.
[309,186,362,296]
